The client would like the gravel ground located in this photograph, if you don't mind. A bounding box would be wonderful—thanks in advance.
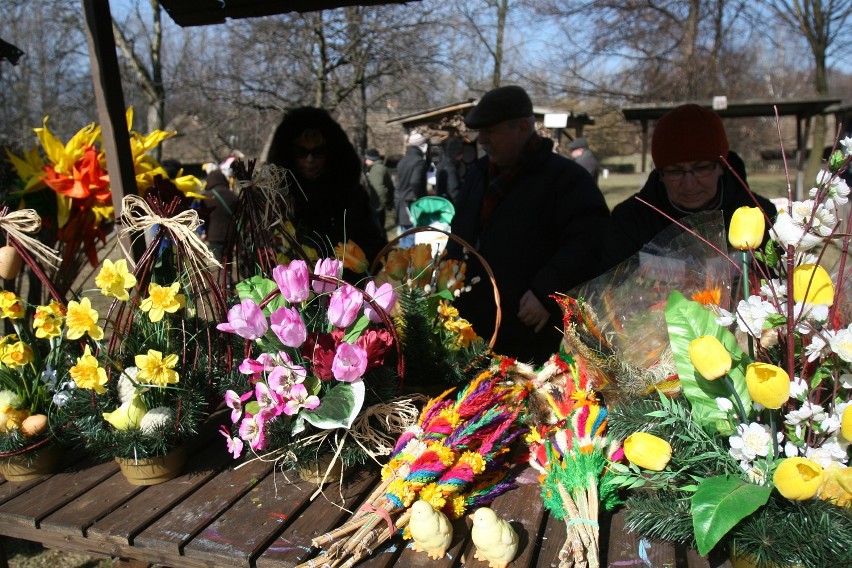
[1,537,115,567]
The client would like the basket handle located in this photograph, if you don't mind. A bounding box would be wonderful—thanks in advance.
[370,226,501,349]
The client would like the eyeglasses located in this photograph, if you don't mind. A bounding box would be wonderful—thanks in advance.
[295,146,327,159]
[661,162,718,181]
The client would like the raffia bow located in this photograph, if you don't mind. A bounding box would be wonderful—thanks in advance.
[118,194,221,269]
[0,209,62,269]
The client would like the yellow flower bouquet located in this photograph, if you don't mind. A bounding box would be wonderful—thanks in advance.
[606,140,852,566]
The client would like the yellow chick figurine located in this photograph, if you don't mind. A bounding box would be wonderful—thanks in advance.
[471,507,519,568]
[409,499,453,560]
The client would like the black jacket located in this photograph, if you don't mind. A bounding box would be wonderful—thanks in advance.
[451,136,610,364]
[394,146,427,226]
[600,168,777,272]
[266,107,387,264]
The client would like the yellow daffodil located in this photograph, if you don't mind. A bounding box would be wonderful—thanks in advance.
[437,300,459,320]
[94,258,137,301]
[335,241,369,274]
[102,393,148,430]
[773,457,824,500]
[688,335,731,381]
[69,345,108,393]
[841,406,852,441]
[792,264,834,306]
[817,462,852,507]
[65,297,104,340]
[139,282,185,323]
[0,340,33,367]
[745,362,790,409]
[728,206,765,250]
[0,290,25,320]
[33,301,66,339]
[623,432,672,471]
[134,349,180,386]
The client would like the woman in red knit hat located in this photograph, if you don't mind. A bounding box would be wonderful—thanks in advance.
[599,104,777,271]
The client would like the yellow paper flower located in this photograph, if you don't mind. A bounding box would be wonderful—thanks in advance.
[459,451,486,474]
[139,282,185,323]
[745,362,790,409]
[728,206,765,250]
[773,457,824,500]
[688,335,731,381]
[5,146,48,193]
[449,494,467,519]
[65,297,104,340]
[69,345,108,393]
[454,321,477,349]
[623,432,672,471]
[102,393,148,430]
[334,241,369,274]
[33,301,65,339]
[792,264,834,306]
[0,290,25,320]
[432,443,457,466]
[817,462,852,507]
[382,249,408,281]
[35,116,100,175]
[437,300,459,321]
[388,478,416,507]
[0,340,33,368]
[842,406,852,442]
[409,244,433,283]
[419,483,447,510]
[134,349,180,386]
[94,259,137,301]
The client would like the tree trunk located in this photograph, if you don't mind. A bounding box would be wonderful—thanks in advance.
[492,0,507,88]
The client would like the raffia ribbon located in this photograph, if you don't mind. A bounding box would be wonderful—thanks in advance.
[0,209,62,269]
[118,194,221,269]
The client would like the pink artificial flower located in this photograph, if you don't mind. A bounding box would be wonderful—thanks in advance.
[238,353,278,378]
[267,362,307,393]
[238,413,268,451]
[328,284,362,328]
[254,382,283,418]
[331,342,369,382]
[356,328,394,370]
[270,306,308,348]
[363,281,397,323]
[273,260,310,304]
[220,425,244,459]
[217,298,268,340]
[283,383,321,416]
[224,389,252,423]
[313,258,342,294]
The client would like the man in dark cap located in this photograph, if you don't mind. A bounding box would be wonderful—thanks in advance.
[599,104,776,271]
[567,137,601,182]
[450,85,609,364]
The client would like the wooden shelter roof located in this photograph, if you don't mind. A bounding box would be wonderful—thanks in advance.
[622,97,841,122]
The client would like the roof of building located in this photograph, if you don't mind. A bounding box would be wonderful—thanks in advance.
[622,97,842,122]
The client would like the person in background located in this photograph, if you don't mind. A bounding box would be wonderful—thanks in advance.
[200,169,239,262]
[393,131,428,248]
[436,135,465,203]
[599,103,777,272]
[266,107,387,264]
[567,137,601,182]
[364,148,395,232]
[450,85,610,365]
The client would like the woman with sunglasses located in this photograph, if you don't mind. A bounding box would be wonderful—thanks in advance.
[599,104,777,272]
[266,107,387,266]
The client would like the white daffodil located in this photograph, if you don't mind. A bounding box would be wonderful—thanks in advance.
[806,440,849,467]
[715,307,735,327]
[760,278,786,300]
[829,326,852,363]
[789,375,808,399]
[736,295,777,338]
[814,170,851,206]
[790,199,837,237]
[784,441,801,457]
[772,208,824,251]
[728,422,773,462]
[785,401,827,426]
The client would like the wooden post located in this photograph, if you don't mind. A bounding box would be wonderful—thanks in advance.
[81,0,146,263]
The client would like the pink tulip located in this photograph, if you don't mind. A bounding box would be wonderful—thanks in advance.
[270,306,308,348]
[363,281,397,323]
[217,298,268,340]
[328,284,362,328]
[313,258,342,294]
[273,260,310,304]
[331,342,368,382]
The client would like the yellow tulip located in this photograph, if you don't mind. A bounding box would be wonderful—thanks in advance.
[623,432,672,471]
[817,462,852,507]
[102,393,148,431]
[773,457,824,500]
[842,406,852,441]
[792,264,834,306]
[688,335,731,381]
[728,206,765,250]
[745,363,790,409]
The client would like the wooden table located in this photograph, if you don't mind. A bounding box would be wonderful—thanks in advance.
[0,416,734,568]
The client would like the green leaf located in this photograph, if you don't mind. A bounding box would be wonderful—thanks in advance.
[300,380,365,430]
[665,291,753,432]
[245,401,261,415]
[691,476,772,556]
[343,315,371,343]
[763,313,787,329]
[235,275,287,315]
